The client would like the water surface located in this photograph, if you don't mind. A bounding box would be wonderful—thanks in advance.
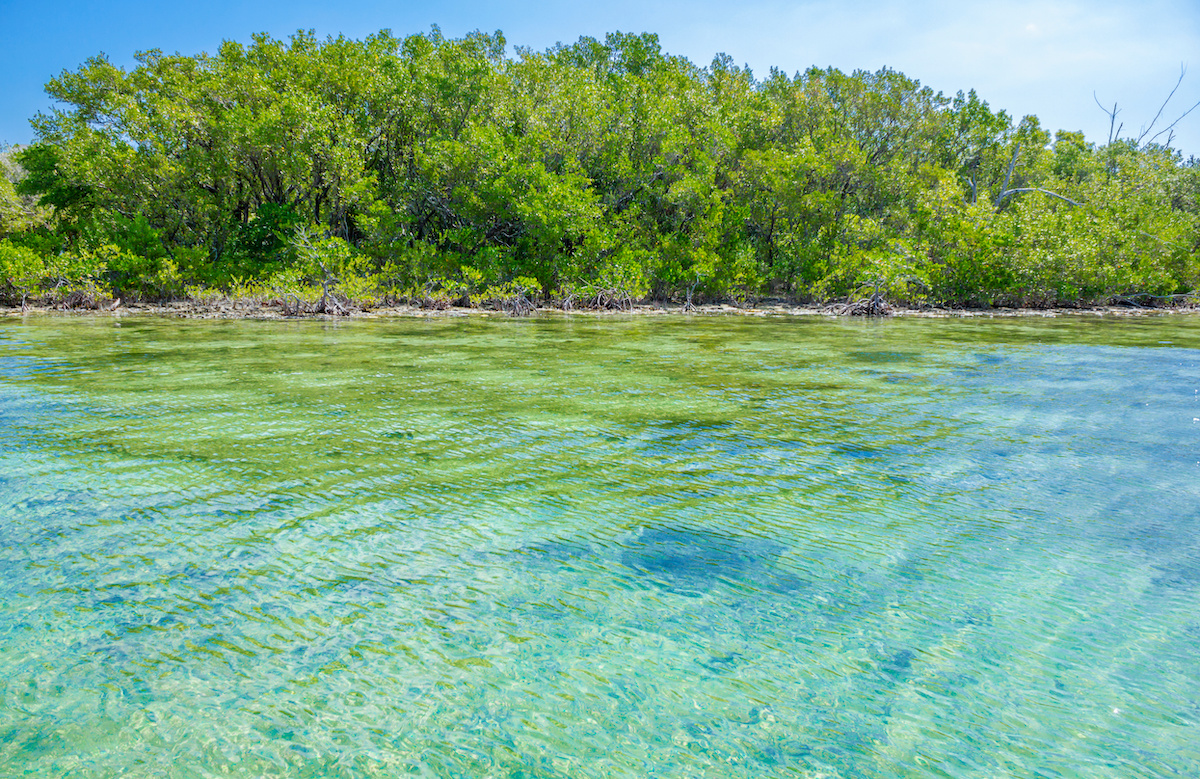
[1,314,1198,777]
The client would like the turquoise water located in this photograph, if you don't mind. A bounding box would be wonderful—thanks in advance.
[1,314,1198,777]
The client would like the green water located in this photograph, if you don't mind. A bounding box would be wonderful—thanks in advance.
[1,314,1198,777]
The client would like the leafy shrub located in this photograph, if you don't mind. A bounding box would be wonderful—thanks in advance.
[0,241,45,303]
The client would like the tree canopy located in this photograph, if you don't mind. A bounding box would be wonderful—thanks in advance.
[3,28,1198,309]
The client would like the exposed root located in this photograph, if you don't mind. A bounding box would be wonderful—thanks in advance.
[555,288,635,312]
[315,291,351,316]
[683,278,700,313]
[278,293,304,316]
[1110,291,1199,308]
[589,289,634,311]
[834,291,893,317]
[60,290,101,310]
[499,290,536,317]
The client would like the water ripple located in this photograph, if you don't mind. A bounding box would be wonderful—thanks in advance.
[0,316,1198,776]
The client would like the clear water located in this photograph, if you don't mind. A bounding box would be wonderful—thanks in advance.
[1,314,1198,778]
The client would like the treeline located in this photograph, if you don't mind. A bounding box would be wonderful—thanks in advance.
[2,28,1199,310]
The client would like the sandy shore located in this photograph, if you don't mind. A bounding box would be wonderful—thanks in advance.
[2,298,1197,320]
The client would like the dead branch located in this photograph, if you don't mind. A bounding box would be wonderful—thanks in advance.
[996,187,1082,207]
[1147,96,1200,146]
[995,142,1021,207]
[1095,94,1122,146]
[1097,67,1200,150]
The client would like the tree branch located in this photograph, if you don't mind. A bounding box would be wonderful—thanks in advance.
[995,187,1082,207]
[994,142,1020,207]
[1137,65,1187,145]
[1147,96,1200,146]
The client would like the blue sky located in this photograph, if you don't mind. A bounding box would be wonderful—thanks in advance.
[2,0,1198,155]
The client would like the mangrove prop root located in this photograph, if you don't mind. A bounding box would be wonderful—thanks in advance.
[834,292,893,317]
[1110,291,1199,308]
[501,292,536,317]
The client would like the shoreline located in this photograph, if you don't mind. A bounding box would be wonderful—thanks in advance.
[2,299,1198,321]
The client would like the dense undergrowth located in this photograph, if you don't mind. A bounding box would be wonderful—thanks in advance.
[2,28,1199,313]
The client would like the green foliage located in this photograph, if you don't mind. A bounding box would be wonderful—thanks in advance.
[14,144,92,211]
[0,240,109,303]
[1,148,53,240]
[0,241,46,302]
[6,26,1197,308]
[220,204,303,281]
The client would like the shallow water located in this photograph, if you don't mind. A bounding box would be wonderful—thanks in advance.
[1,313,1198,777]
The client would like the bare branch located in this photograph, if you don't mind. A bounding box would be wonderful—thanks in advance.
[1095,93,1120,144]
[1137,64,1186,145]
[996,187,1082,207]
[1147,96,1200,146]
[995,142,1021,206]
[1099,67,1199,150]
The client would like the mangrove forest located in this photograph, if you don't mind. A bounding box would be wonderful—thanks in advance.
[1,28,1199,312]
